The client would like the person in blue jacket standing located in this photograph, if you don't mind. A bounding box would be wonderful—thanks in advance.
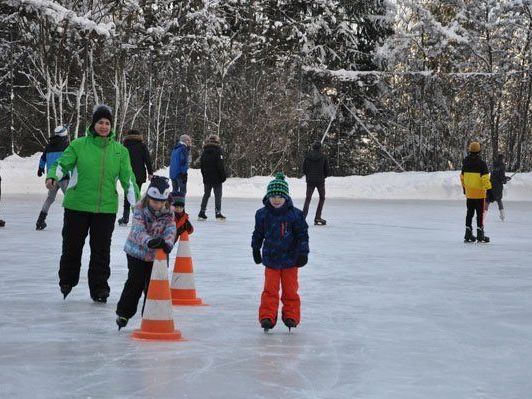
[251,173,309,332]
[36,125,70,230]
[169,134,191,199]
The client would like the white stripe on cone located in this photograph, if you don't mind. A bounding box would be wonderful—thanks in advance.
[176,240,191,257]
[151,259,168,280]
[143,299,173,320]
[171,273,196,289]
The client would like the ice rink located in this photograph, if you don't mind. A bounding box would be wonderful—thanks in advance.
[1,195,532,398]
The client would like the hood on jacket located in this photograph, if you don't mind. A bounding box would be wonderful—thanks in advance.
[49,135,69,146]
[124,134,143,143]
[306,149,323,161]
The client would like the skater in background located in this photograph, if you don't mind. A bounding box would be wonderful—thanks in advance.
[251,173,309,332]
[169,134,191,199]
[302,141,329,225]
[172,196,194,240]
[198,134,227,221]
[116,176,176,330]
[487,153,511,221]
[460,141,492,243]
[118,129,153,226]
[35,125,70,230]
[46,104,139,303]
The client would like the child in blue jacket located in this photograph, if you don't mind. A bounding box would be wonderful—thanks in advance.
[251,173,309,331]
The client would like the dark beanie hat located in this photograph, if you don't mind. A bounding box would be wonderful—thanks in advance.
[312,141,322,150]
[90,104,113,130]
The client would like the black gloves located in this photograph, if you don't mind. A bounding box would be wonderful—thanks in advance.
[180,173,188,184]
[147,237,165,249]
[148,237,172,254]
[37,167,45,177]
[253,249,262,264]
[506,176,512,183]
[296,254,308,267]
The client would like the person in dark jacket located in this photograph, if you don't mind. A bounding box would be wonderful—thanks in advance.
[35,125,70,230]
[251,173,309,331]
[169,134,191,198]
[302,141,329,225]
[487,153,511,221]
[460,141,492,243]
[118,129,154,226]
[198,134,227,221]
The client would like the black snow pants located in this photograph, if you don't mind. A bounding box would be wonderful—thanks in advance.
[303,182,326,219]
[465,198,485,229]
[116,255,153,319]
[59,209,116,298]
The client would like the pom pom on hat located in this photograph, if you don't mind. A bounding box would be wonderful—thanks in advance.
[54,125,69,137]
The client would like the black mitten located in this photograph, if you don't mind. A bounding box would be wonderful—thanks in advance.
[296,254,308,267]
[38,167,45,177]
[253,249,262,265]
[147,237,165,249]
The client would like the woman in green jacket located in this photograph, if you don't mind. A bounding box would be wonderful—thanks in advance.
[46,104,139,302]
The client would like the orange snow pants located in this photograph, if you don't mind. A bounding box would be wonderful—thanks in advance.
[259,266,300,325]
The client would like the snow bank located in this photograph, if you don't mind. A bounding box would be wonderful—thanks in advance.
[1,153,531,201]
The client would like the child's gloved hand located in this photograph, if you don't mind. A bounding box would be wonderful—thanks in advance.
[253,249,262,264]
[37,167,45,177]
[163,243,173,254]
[147,237,165,249]
[296,254,308,267]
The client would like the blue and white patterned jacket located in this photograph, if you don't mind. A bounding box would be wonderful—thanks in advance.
[124,204,176,261]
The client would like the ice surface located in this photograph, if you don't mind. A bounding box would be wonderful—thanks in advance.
[1,193,532,399]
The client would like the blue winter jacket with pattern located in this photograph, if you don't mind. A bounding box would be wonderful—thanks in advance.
[251,196,309,269]
[124,204,176,261]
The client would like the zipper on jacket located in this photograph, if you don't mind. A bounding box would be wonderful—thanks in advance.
[97,140,109,213]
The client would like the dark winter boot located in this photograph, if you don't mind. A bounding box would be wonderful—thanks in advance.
[260,318,275,331]
[91,289,110,303]
[117,216,129,226]
[60,284,72,299]
[198,211,207,221]
[116,316,129,331]
[36,211,47,230]
[314,218,327,226]
[476,228,490,243]
[215,212,226,221]
[464,226,476,243]
[0,219,5,227]
[283,318,298,331]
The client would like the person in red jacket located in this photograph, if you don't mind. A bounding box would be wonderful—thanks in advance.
[172,196,194,240]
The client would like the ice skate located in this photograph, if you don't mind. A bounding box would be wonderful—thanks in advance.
[215,212,226,221]
[198,211,207,221]
[60,284,72,299]
[476,228,490,243]
[314,218,327,226]
[283,318,298,332]
[464,226,476,243]
[36,211,47,230]
[116,316,128,331]
[117,217,129,226]
[260,318,275,332]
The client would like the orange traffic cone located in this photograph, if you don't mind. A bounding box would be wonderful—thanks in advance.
[131,249,184,341]
[171,231,206,306]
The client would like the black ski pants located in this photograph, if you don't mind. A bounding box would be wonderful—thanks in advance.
[59,209,116,298]
[200,183,222,213]
[121,179,144,220]
[303,182,326,219]
[116,255,153,319]
[465,198,485,229]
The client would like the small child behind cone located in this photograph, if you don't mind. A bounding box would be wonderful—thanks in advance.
[115,176,176,330]
[251,173,309,331]
[171,196,194,241]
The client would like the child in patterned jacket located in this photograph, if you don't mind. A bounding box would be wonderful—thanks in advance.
[115,176,176,330]
[251,173,309,332]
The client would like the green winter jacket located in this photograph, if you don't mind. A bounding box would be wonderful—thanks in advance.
[47,129,139,214]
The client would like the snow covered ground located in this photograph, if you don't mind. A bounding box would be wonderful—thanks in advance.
[1,191,532,398]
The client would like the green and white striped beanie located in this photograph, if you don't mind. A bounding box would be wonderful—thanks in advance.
[266,172,289,198]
